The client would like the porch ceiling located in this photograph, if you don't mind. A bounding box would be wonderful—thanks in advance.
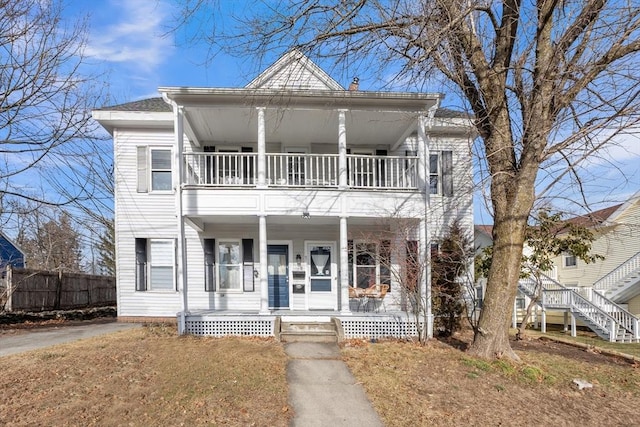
[183,106,418,147]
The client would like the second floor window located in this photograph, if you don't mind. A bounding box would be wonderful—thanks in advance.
[151,149,172,191]
[429,151,453,196]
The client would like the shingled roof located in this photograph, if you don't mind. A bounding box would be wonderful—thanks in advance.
[96,97,171,112]
[565,204,623,228]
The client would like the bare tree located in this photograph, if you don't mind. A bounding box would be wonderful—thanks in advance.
[15,204,84,273]
[173,0,640,360]
[0,0,102,208]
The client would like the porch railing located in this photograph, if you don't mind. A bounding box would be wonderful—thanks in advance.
[184,152,257,186]
[184,152,420,190]
[267,153,339,187]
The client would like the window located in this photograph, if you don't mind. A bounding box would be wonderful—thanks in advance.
[348,241,391,289]
[151,149,172,191]
[429,154,439,194]
[429,151,453,196]
[219,241,242,290]
[204,239,216,292]
[135,238,175,291]
[564,253,577,268]
[355,242,377,288]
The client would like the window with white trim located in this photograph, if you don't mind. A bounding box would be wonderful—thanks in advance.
[135,238,175,291]
[149,240,175,290]
[150,149,172,191]
[564,253,577,268]
[355,242,377,289]
[218,240,242,290]
[349,241,391,289]
[429,151,453,196]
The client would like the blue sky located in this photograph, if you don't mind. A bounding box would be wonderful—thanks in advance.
[71,0,640,223]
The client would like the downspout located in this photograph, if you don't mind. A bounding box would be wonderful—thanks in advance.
[423,98,440,340]
[163,93,188,334]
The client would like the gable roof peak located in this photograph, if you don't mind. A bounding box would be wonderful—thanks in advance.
[245,49,344,91]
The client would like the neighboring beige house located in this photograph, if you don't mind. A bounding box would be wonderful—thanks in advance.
[553,193,640,312]
[474,192,640,341]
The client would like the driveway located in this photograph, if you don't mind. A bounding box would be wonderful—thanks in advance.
[0,321,142,357]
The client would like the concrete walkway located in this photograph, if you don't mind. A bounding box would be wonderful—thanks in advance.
[0,322,141,357]
[285,342,384,427]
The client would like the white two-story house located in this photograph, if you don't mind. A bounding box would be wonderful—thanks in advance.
[93,51,474,339]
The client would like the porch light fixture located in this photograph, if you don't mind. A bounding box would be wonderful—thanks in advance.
[302,211,311,219]
[296,254,302,265]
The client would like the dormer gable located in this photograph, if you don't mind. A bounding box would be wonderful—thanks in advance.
[245,50,344,91]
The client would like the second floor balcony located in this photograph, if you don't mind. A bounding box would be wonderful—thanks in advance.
[184,152,420,191]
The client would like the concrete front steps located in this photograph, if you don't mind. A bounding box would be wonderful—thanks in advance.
[278,317,339,343]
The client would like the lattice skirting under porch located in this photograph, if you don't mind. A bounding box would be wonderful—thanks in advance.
[339,315,424,339]
[185,316,276,337]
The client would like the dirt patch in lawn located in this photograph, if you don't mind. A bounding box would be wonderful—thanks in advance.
[0,324,291,427]
[342,331,640,427]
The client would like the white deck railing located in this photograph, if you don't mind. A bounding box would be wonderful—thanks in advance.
[519,272,640,341]
[593,250,640,293]
[184,152,420,190]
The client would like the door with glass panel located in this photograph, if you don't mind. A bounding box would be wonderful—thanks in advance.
[268,245,289,309]
[307,242,337,310]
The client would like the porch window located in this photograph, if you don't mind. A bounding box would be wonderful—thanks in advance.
[219,241,242,290]
[350,241,391,289]
[355,242,377,289]
[150,149,172,191]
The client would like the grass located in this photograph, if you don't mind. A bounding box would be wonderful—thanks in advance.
[0,324,291,427]
[342,337,640,426]
[4,323,640,426]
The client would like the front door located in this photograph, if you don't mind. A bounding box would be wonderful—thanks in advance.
[268,245,289,309]
[307,242,337,310]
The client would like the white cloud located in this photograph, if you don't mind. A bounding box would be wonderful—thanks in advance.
[84,0,174,72]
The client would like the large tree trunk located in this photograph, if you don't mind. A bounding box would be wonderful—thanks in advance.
[467,138,538,360]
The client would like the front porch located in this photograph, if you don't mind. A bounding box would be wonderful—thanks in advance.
[181,310,425,340]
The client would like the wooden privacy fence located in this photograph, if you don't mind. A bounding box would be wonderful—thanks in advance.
[1,266,115,312]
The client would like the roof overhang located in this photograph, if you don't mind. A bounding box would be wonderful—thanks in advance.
[91,110,174,135]
[158,87,442,113]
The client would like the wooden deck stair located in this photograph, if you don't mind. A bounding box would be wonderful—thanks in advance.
[518,273,640,343]
[594,251,640,302]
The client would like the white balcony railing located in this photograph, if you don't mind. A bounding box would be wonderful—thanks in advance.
[267,153,339,187]
[184,152,257,186]
[184,152,420,190]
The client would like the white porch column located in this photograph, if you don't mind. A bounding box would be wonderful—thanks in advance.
[259,215,269,314]
[257,107,267,188]
[340,216,351,314]
[417,115,433,339]
[338,109,348,189]
[174,105,188,334]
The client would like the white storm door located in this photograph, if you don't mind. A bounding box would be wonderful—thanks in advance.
[307,242,337,310]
